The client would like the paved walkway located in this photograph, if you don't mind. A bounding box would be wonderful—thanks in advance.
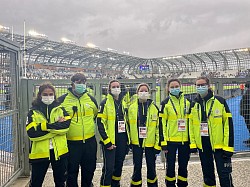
[11,155,250,187]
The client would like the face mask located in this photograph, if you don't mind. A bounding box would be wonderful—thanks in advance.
[41,96,54,105]
[169,87,180,96]
[196,85,208,97]
[138,92,149,101]
[74,83,86,94]
[111,88,121,96]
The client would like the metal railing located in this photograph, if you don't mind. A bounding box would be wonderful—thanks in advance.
[0,37,22,187]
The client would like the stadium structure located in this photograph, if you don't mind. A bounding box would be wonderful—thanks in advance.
[1,28,250,80]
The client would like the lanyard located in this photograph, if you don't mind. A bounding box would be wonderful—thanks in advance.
[169,96,186,117]
[197,99,215,120]
[138,101,148,127]
[114,100,123,120]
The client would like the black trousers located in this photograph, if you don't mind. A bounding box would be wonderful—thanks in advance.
[199,147,234,187]
[131,146,157,187]
[66,137,97,187]
[165,142,190,187]
[29,149,68,187]
[100,137,127,187]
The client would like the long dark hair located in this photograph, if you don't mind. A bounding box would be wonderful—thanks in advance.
[32,83,57,107]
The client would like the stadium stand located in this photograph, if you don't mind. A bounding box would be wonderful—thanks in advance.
[1,29,250,79]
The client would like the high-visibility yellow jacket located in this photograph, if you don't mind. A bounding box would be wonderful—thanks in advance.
[159,93,190,147]
[128,99,160,150]
[26,104,71,161]
[189,90,234,152]
[59,88,98,141]
[97,94,130,147]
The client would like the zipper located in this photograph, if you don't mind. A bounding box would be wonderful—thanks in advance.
[52,137,60,160]
[79,100,85,143]
[206,99,214,151]
[196,103,203,152]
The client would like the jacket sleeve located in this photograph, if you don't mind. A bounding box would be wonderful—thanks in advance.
[45,107,71,135]
[188,102,197,149]
[154,105,161,150]
[222,99,234,152]
[26,110,55,142]
[159,100,168,148]
[97,99,112,148]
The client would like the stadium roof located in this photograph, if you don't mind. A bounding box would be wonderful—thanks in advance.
[1,30,250,74]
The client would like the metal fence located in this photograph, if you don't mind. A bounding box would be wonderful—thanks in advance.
[1,51,250,186]
[0,37,22,187]
[20,77,250,168]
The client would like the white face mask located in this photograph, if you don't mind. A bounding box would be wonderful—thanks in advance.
[111,88,121,96]
[138,92,149,101]
[41,96,54,105]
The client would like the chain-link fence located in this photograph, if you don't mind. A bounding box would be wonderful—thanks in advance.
[0,37,21,187]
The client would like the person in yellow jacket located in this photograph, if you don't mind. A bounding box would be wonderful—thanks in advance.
[128,83,160,187]
[26,83,71,187]
[159,78,190,187]
[58,73,98,187]
[189,76,234,187]
[97,79,130,187]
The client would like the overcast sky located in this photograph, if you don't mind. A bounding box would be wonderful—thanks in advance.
[1,0,250,58]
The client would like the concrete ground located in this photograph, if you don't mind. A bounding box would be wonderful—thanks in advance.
[11,154,250,187]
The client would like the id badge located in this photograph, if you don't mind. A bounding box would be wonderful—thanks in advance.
[177,119,186,131]
[118,121,126,133]
[139,127,147,138]
[200,123,209,136]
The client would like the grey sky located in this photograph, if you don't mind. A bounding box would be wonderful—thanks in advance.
[1,0,250,58]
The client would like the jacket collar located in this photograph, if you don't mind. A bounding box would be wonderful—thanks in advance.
[194,89,214,103]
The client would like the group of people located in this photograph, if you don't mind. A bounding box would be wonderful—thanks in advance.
[26,73,234,187]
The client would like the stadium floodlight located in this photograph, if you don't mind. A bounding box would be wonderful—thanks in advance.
[86,42,99,49]
[123,51,130,55]
[107,48,118,53]
[235,48,249,52]
[0,25,10,32]
[162,55,182,60]
[28,30,48,39]
[61,37,76,44]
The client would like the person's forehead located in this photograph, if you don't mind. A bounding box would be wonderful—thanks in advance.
[111,82,120,86]
[139,85,148,91]
[196,79,207,84]
[42,88,54,93]
[169,81,180,86]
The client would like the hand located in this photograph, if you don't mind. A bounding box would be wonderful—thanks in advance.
[190,148,198,154]
[107,145,116,150]
[58,117,65,122]
[223,151,233,158]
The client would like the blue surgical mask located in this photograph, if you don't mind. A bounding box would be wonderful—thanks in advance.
[196,85,208,97]
[169,87,180,96]
[74,83,86,94]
